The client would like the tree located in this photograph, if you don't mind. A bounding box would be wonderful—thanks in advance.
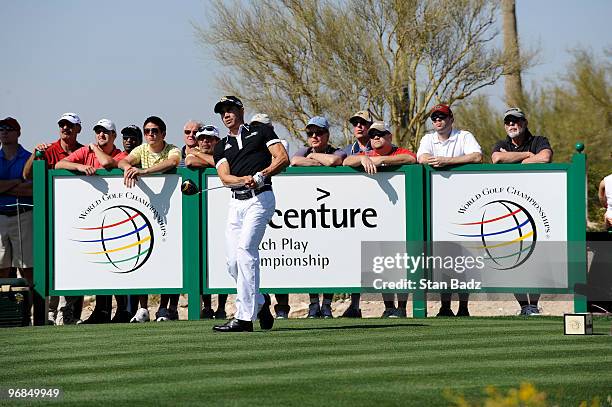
[502,0,526,107]
[195,0,531,149]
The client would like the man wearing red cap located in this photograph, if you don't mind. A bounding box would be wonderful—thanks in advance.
[417,104,482,317]
[0,118,34,293]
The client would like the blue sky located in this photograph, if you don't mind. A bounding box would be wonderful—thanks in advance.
[1,0,610,151]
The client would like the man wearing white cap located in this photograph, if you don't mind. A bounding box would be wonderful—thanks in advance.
[22,112,85,325]
[343,121,416,174]
[185,125,220,168]
[211,95,289,332]
[56,119,127,174]
[56,119,128,324]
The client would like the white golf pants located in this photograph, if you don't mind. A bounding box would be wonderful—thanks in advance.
[225,190,275,321]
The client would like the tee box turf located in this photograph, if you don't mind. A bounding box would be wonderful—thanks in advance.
[563,313,593,335]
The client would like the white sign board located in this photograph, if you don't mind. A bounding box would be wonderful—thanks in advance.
[53,175,183,290]
[431,171,567,288]
[206,173,406,289]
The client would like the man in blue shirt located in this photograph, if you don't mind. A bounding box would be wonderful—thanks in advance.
[0,117,33,289]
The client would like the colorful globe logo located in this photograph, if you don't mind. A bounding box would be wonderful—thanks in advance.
[454,200,537,270]
[75,205,154,273]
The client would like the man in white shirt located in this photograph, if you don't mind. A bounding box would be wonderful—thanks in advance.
[417,104,482,317]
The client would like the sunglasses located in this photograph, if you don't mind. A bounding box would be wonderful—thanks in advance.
[504,117,523,125]
[58,121,76,128]
[184,129,198,135]
[351,119,370,127]
[95,128,112,135]
[369,131,389,139]
[306,130,327,138]
[0,125,15,131]
[144,127,160,135]
[431,114,448,122]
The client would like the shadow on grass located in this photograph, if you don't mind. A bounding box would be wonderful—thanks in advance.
[271,323,429,332]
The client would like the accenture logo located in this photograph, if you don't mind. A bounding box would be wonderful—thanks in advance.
[74,205,155,273]
[453,200,537,270]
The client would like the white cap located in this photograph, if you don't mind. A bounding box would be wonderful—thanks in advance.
[93,118,116,132]
[250,113,271,125]
[195,125,219,139]
[58,112,81,125]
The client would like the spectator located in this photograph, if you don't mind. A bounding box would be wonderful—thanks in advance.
[338,110,375,318]
[121,125,143,154]
[180,120,203,166]
[23,112,85,325]
[598,174,612,229]
[417,104,482,317]
[491,107,553,316]
[291,116,346,318]
[0,117,34,307]
[118,116,181,322]
[345,121,416,317]
[184,124,229,320]
[56,119,131,323]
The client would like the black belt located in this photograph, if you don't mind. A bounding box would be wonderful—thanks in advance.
[0,206,33,217]
[231,185,272,200]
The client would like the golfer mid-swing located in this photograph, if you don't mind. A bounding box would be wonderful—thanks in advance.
[212,96,289,332]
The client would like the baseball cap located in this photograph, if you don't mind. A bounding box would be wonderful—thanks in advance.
[213,96,244,114]
[250,113,271,125]
[306,116,330,129]
[93,118,116,133]
[0,117,20,131]
[121,125,143,139]
[503,107,526,121]
[368,121,391,135]
[430,104,452,117]
[349,110,373,125]
[58,112,81,125]
[196,125,220,139]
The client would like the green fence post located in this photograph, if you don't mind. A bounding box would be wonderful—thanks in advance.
[181,167,202,321]
[568,143,587,312]
[406,165,426,318]
[32,158,48,326]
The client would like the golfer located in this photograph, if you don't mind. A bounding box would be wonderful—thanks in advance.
[211,96,289,332]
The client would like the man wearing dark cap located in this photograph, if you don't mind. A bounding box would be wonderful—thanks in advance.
[0,118,34,298]
[417,104,482,317]
[492,107,553,316]
[121,125,143,154]
[211,96,289,332]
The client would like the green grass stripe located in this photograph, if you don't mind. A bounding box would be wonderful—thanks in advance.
[1,318,610,406]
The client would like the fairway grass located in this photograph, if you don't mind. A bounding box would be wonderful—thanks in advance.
[1,317,610,406]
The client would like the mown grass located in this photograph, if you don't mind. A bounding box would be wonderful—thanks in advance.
[1,317,610,406]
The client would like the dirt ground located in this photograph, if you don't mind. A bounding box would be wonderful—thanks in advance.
[78,293,577,321]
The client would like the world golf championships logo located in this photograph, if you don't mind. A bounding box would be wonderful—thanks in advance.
[453,200,537,270]
[74,205,154,273]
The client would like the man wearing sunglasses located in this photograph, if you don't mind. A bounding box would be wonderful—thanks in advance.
[118,116,181,322]
[121,125,143,154]
[211,95,289,332]
[492,107,553,316]
[56,119,130,324]
[22,112,85,325]
[337,110,375,318]
[184,125,230,320]
[181,120,204,166]
[0,117,34,314]
[417,104,482,317]
[290,116,346,319]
